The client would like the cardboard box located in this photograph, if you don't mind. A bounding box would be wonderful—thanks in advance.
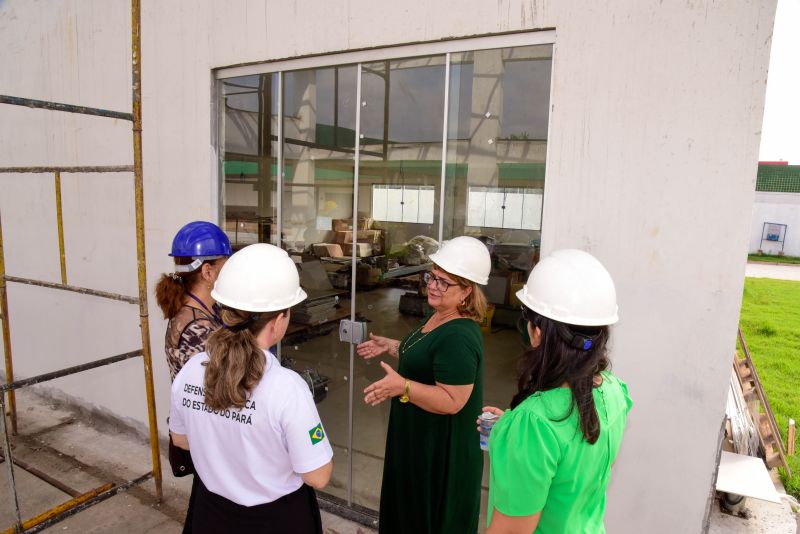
[312,243,344,257]
[334,231,352,244]
[357,264,382,285]
[332,217,374,232]
[332,219,352,232]
[335,230,384,254]
[342,242,373,257]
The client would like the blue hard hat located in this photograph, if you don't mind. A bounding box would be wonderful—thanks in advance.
[169,221,232,259]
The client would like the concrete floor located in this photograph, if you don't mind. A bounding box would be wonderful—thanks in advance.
[745,262,800,281]
[707,488,799,534]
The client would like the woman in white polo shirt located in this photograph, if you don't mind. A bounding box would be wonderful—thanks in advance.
[169,243,333,533]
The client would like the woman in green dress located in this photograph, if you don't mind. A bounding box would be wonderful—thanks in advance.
[482,249,632,534]
[358,236,491,534]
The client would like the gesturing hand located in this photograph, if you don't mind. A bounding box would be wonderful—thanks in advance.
[363,361,405,406]
[357,332,393,359]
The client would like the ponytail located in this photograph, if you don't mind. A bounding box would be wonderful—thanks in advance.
[155,257,217,319]
[155,274,186,319]
[203,307,285,410]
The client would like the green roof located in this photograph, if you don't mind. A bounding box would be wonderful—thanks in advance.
[756,164,800,193]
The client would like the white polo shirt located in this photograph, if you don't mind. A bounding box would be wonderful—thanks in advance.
[169,350,333,506]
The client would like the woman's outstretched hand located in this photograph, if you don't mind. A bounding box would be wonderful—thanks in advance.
[357,332,396,359]
[363,362,405,406]
[476,405,505,432]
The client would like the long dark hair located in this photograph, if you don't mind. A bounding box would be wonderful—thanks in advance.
[511,311,610,444]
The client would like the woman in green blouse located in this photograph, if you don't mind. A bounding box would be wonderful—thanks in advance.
[483,249,632,534]
[358,236,491,534]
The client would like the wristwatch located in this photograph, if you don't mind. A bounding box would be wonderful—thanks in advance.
[399,379,411,403]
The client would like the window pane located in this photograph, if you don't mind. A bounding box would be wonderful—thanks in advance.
[419,186,435,224]
[522,189,544,230]
[401,186,419,223]
[484,190,504,228]
[467,187,486,227]
[446,44,550,244]
[502,189,524,229]
[372,184,388,221]
[221,73,278,249]
[386,186,403,222]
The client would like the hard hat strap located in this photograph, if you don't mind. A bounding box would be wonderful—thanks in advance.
[554,322,600,351]
[218,305,262,333]
[173,256,225,273]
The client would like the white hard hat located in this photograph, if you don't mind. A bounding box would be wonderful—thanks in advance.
[211,244,307,312]
[516,249,618,326]
[428,236,491,285]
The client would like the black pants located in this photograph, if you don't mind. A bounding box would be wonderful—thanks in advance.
[191,478,323,534]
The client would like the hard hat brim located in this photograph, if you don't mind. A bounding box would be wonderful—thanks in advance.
[212,287,308,313]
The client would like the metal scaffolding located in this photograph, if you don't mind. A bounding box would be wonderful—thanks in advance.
[0,1,163,531]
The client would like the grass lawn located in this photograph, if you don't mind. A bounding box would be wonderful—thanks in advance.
[739,277,800,498]
[748,253,800,265]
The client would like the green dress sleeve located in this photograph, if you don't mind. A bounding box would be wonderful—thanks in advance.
[489,408,561,516]
[432,323,480,386]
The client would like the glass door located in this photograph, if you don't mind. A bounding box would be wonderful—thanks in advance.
[350,55,447,509]
[279,65,359,505]
[219,42,553,521]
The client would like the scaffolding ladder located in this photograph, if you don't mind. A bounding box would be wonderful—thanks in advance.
[0,1,162,532]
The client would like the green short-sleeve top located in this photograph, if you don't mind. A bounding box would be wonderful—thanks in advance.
[487,371,632,534]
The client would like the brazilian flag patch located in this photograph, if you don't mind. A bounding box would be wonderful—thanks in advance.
[309,423,325,445]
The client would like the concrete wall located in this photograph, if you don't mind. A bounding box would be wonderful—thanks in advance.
[0,0,776,532]
[750,192,800,256]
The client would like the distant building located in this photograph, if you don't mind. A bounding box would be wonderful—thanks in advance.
[751,163,800,256]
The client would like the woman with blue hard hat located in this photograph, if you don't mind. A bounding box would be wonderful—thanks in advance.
[155,221,232,533]
[480,249,632,534]
[156,221,233,381]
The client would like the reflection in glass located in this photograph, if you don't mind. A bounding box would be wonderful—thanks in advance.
[221,74,278,249]
[445,45,552,244]
[217,44,553,521]
[279,67,358,505]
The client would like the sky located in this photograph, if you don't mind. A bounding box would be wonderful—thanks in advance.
[759,0,800,164]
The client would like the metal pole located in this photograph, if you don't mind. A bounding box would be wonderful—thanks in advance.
[131,0,162,501]
[54,172,67,284]
[346,63,364,506]
[0,95,133,121]
[276,71,283,363]
[0,166,134,174]
[438,53,451,243]
[0,482,115,534]
[0,394,22,531]
[0,213,17,435]
[3,276,139,304]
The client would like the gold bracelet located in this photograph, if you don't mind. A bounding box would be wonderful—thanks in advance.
[399,379,410,403]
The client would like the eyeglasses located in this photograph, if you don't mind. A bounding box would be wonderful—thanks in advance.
[423,271,454,292]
